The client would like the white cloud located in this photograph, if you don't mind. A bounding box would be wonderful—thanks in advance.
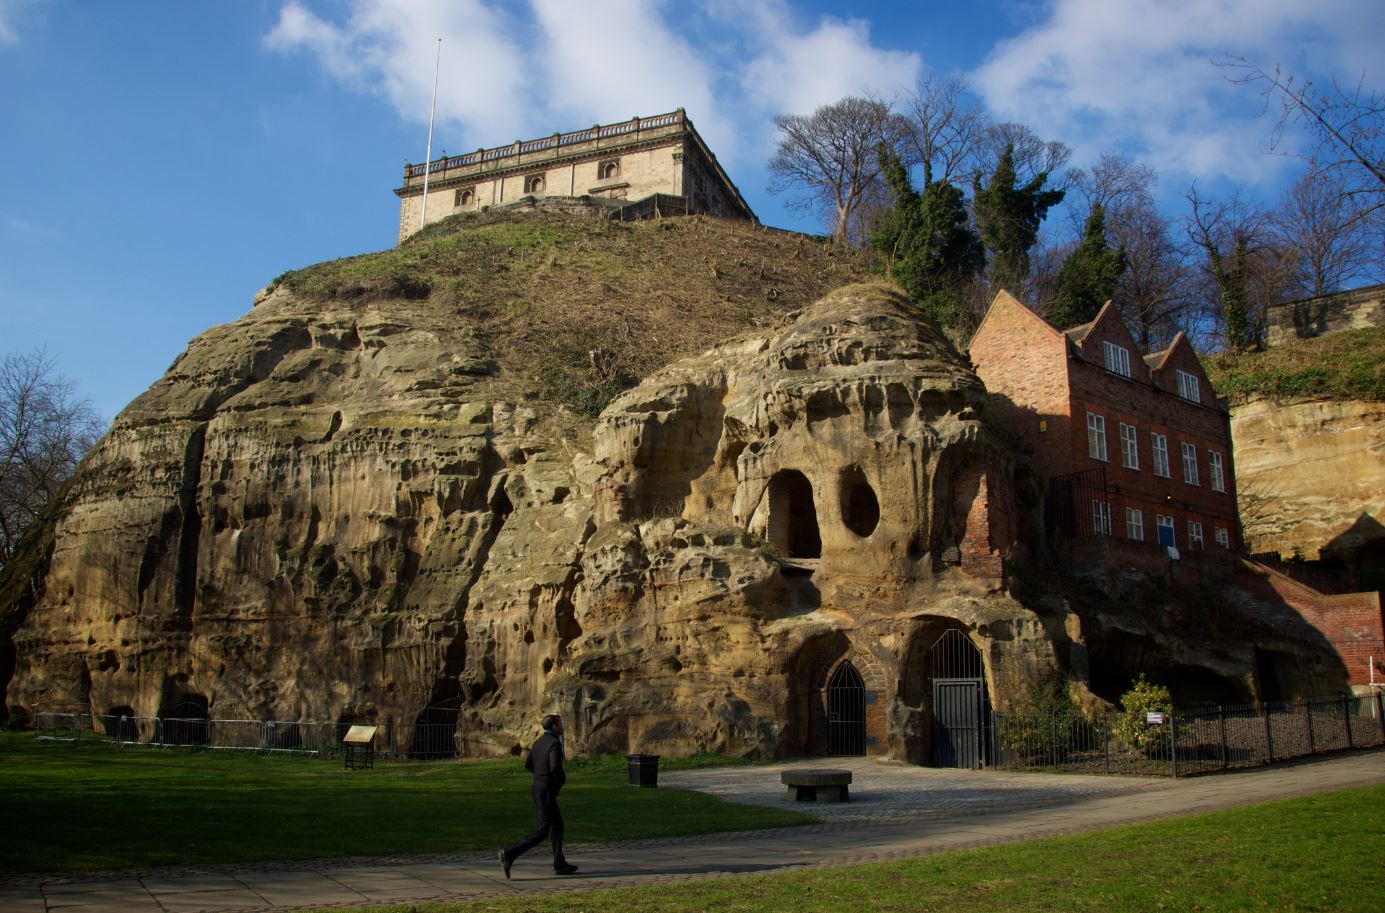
[0,0,43,46]
[263,0,922,174]
[736,4,922,117]
[264,0,532,145]
[971,0,1385,188]
[528,0,732,157]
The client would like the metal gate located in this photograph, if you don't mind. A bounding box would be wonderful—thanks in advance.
[925,629,990,768]
[933,678,982,768]
[827,661,866,756]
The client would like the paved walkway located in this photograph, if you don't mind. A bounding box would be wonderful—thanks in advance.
[4,751,1382,913]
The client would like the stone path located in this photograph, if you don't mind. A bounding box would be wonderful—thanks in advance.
[3,751,1381,913]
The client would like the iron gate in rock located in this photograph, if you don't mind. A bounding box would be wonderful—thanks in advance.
[827,661,866,756]
[927,629,990,768]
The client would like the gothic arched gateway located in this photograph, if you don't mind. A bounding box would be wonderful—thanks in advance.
[924,629,991,768]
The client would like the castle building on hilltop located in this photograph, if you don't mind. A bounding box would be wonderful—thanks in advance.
[971,291,1241,560]
[393,108,755,243]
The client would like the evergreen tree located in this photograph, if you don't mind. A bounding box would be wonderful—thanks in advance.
[871,145,984,327]
[1049,204,1128,328]
[972,143,1065,294]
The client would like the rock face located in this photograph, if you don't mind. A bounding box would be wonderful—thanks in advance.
[1,217,1350,760]
[1231,396,1385,565]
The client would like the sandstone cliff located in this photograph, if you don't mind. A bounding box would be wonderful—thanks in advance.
[1,210,1348,761]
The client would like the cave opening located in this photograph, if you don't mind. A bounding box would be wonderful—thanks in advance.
[768,469,821,559]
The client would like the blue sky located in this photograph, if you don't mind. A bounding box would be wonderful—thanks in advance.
[1,0,1380,421]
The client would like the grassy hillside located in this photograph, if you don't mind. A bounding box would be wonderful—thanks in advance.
[276,210,876,418]
[1205,326,1385,403]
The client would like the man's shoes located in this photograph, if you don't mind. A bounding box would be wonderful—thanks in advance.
[498,850,512,880]
[553,862,579,876]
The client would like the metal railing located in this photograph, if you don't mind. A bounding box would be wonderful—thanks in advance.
[32,710,466,761]
[991,692,1385,776]
[405,110,684,177]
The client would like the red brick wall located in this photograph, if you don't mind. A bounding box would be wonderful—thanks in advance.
[970,291,1074,481]
[952,462,1012,582]
[1247,563,1385,688]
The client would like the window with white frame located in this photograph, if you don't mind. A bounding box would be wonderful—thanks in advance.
[1209,450,1225,492]
[1181,442,1199,485]
[1120,423,1139,469]
[1187,520,1205,549]
[1087,412,1108,461]
[1125,507,1145,541]
[1103,341,1132,378]
[1152,433,1170,477]
[1176,369,1200,403]
[1092,499,1113,536]
[1215,527,1230,549]
[1156,514,1176,546]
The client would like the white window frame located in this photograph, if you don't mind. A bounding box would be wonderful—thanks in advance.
[1103,341,1132,378]
[1152,433,1170,478]
[1176,369,1200,403]
[1125,507,1145,541]
[1187,520,1205,549]
[1181,442,1199,485]
[1157,514,1176,546]
[1119,423,1139,470]
[1087,412,1108,462]
[1215,527,1230,549]
[1092,499,1113,536]
[1209,450,1225,493]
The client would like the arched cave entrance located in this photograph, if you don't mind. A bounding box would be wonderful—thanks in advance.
[826,661,866,755]
[902,625,992,768]
[767,469,821,559]
[160,694,210,746]
[409,682,462,759]
[102,705,139,743]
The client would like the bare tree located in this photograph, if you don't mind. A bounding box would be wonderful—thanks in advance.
[1112,200,1196,351]
[900,74,989,187]
[768,95,907,244]
[1271,169,1381,298]
[972,122,1073,191]
[1067,154,1159,235]
[0,350,104,570]
[1223,57,1385,218]
[1184,185,1287,350]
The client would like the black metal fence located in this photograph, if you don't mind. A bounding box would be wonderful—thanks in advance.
[32,709,463,761]
[992,692,1385,776]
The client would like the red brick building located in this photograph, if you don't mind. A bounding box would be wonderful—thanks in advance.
[970,290,1239,557]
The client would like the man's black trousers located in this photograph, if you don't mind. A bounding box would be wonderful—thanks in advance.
[505,782,565,865]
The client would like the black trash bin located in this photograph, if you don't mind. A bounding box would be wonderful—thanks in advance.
[627,753,660,787]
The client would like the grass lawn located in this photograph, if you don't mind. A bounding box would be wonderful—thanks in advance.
[0,733,812,873]
[317,783,1385,913]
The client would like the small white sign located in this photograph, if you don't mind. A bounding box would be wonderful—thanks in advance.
[1146,711,1167,724]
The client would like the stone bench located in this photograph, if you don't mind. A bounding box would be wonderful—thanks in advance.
[782,768,852,803]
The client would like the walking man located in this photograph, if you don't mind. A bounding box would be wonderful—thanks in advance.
[499,713,578,877]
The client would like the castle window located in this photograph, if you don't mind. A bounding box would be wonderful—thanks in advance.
[1156,514,1176,546]
[1103,341,1131,378]
[524,174,545,194]
[1208,450,1225,492]
[1215,526,1230,549]
[1151,432,1170,478]
[598,159,620,181]
[1119,422,1139,470]
[1187,520,1205,549]
[1125,507,1144,541]
[1181,442,1199,485]
[1086,412,1107,462]
[1176,369,1200,403]
[455,187,475,207]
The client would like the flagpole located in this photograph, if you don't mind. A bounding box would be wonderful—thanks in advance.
[419,38,442,233]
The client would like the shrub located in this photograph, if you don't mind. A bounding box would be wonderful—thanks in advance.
[996,679,1084,763]
[1114,675,1172,756]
